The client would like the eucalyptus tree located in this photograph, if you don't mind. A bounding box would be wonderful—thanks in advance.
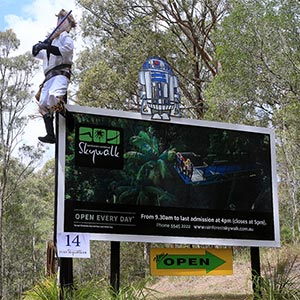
[76,0,228,117]
[0,29,43,299]
[3,160,54,299]
[205,0,300,242]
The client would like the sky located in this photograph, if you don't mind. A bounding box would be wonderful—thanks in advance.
[0,0,83,162]
[0,0,83,52]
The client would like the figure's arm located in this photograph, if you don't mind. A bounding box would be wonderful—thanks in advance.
[32,10,73,57]
[32,42,61,57]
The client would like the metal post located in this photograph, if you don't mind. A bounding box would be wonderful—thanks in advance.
[55,113,74,289]
[59,258,74,287]
[251,247,261,299]
[110,241,120,293]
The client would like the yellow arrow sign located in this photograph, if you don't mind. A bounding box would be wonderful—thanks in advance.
[150,248,233,276]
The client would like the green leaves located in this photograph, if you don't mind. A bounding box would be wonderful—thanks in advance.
[253,254,300,300]
[205,0,300,242]
[76,0,229,116]
[0,29,45,299]
[117,128,176,205]
[206,0,300,124]
[23,277,157,300]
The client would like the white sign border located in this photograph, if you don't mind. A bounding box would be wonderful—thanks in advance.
[56,105,280,248]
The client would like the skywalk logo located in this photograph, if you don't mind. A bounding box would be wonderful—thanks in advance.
[75,125,123,169]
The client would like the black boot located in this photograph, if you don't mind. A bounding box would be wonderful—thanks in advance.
[38,114,56,144]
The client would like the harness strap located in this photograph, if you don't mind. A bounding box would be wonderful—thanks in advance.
[45,70,71,82]
[44,63,72,81]
[45,64,72,75]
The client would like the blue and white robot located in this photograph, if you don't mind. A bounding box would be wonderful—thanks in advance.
[139,56,181,120]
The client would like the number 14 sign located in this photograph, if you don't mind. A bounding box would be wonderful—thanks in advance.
[57,232,91,258]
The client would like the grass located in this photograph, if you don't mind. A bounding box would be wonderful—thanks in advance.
[22,277,157,300]
[23,247,300,300]
[253,251,300,300]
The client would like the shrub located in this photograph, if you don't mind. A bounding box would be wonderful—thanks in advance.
[253,253,300,300]
[22,276,157,300]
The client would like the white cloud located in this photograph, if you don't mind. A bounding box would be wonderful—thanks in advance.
[4,0,83,161]
[6,0,82,54]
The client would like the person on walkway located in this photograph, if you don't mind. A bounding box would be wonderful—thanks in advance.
[32,9,76,143]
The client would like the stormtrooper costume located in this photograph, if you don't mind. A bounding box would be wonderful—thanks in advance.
[32,9,76,144]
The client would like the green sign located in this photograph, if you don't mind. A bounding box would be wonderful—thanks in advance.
[79,127,121,145]
[156,251,225,273]
[150,248,233,276]
[75,124,124,169]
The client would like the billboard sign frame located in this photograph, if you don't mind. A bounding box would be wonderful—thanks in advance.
[56,105,280,247]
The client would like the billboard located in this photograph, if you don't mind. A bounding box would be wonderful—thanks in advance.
[57,105,280,247]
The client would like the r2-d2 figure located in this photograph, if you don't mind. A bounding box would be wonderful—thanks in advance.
[139,56,181,120]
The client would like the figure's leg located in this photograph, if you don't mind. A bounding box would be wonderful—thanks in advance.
[37,76,69,143]
[38,107,56,144]
[48,75,68,116]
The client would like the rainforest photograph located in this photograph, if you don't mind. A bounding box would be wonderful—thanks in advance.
[64,111,274,214]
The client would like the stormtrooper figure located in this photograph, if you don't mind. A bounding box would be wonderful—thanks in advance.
[32,9,76,143]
